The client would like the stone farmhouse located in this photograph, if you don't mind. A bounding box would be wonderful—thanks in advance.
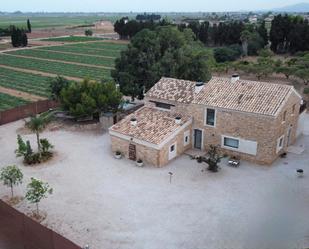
[109,75,302,167]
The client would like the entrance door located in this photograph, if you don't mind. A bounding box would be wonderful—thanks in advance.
[129,144,136,161]
[286,126,292,146]
[194,129,202,150]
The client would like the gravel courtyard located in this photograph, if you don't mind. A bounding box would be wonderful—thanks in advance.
[0,120,309,249]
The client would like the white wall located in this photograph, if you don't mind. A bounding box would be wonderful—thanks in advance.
[221,135,258,156]
[297,112,309,137]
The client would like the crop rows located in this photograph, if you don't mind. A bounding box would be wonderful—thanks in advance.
[0,92,29,111]
[42,36,105,42]
[0,67,51,97]
[38,45,121,58]
[72,42,128,51]
[0,54,112,81]
[6,49,116,68]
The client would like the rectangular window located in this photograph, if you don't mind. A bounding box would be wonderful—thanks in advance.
[223,137,239,149]
[170,145,175,152]
[184,130,190,146]
[292,104,296,114]
[283,111,287,122]
[149,101,174,110]
[206,108,216,126]
[276,135,284,153]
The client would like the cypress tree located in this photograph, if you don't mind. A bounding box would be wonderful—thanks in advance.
[22,32,28,47]
[27,19,32,33]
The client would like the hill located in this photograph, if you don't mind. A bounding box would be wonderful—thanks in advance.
[273,2,309,12]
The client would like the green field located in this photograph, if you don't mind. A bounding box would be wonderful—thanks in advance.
[0,92,29,111]
[6,49,116,67]
[38,45,121,57]
[0,41,126,110]
[0,54,112,80]
[0,67,52,97]
[0,15,102,29]
[42,36,106,42]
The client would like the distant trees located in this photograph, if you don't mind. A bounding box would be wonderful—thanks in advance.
[27,19,31,33]
[270,14,309,54]
[214,45,242,63]
[85,29,93,36]
[114,17,170,40]
[136,13,161,22]
[11,26,28,47]
[112,26,211,99]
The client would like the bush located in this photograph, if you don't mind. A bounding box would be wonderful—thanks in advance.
[304,88,309,94]
[85,29,93,36]
[214,45,242,63]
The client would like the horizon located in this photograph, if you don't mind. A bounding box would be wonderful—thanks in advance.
[1,0,309,13]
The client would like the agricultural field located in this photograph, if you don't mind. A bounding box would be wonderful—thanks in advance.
[0,92,29,111]
[39,45,121,57]
[6,49,116,68]
[0,54,112,80]
[0,41,126,110]
[0,67,51,97]
[0,15,102,29]
[41,36,106,42]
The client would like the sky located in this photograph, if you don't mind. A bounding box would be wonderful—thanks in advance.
[1,0,308,12]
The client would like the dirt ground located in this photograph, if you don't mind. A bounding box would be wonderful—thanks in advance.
[0,119,309,249]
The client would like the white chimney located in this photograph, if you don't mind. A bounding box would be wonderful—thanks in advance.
[231,74,240,83]
[195,82,204,94]
[175,116,182,124]
[130,117,137,126]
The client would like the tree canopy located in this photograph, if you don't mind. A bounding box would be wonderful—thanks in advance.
[112,26,212,99]
[60,79,122,118]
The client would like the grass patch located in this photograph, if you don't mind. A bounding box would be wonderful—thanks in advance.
[0,92,29,111]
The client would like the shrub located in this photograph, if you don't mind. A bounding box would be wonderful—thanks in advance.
[214,45,242,63]
[85,29,93,36]
[304,88,309,94]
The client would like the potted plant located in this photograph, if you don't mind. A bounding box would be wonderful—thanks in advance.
[114,151,122,159]
[136,159,144,167]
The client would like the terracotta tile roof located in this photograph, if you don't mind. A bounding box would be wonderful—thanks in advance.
[193,77,294,116]
[145,77,198,104]
[110,106,191,145]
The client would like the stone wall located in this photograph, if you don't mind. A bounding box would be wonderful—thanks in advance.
[186,91,300,165]
[110,124,192,167]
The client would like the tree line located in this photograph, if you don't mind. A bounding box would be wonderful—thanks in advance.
[270,14,309,54]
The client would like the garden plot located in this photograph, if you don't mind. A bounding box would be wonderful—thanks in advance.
[0,120,308,249]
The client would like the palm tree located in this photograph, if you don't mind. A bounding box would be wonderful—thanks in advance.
[240,30,251,57]
[25,112,53,153]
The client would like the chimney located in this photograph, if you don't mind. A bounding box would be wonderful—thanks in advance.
[231,74,240,83]
[195,82,204,94]
[130,117,137,126]
[175,116,182,125]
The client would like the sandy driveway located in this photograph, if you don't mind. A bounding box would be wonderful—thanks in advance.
[0,120,308,249]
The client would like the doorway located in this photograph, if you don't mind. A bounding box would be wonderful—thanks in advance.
[129,144,136,161]
[194,129,202,150]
